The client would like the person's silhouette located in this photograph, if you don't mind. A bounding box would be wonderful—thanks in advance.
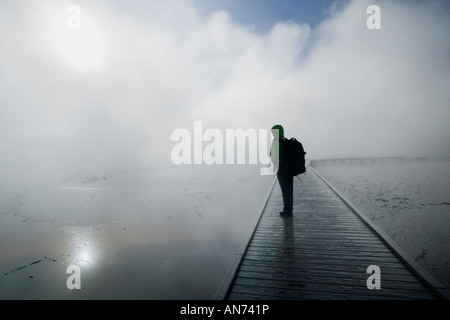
[270,125,293,217]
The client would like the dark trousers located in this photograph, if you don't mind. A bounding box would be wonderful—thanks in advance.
[277,168,293,214]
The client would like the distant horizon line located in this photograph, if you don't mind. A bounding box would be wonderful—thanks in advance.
[309,156,450,164]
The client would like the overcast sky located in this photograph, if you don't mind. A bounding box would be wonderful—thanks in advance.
[1,0,449,184]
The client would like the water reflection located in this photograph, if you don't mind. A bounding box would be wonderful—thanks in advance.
[61,225,101,268]
[0,166,275,298]
[281,217,296,264]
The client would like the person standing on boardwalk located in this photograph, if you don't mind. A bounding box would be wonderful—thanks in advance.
[270,124,294,217]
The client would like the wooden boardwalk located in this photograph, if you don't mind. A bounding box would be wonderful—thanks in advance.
[215,167,449,300]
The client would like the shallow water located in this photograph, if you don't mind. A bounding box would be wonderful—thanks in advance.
[311,160,450,289]
[0,165,274,299]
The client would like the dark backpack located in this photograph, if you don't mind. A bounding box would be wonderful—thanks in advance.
[283,138,306,176]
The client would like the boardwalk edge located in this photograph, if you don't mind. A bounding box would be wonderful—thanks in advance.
[309,164,450,300]
[213,177,277,300]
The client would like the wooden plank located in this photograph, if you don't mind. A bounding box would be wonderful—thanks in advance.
[234,275,434,297]
[236,267,433,289]
[244,249,401,262]
[245,244,399,255]
[249,237,390,250]
[241,256,411,272]
[230,282,434,300]
[239,262,421,281]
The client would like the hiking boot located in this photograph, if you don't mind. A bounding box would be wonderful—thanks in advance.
[279,211,293,217]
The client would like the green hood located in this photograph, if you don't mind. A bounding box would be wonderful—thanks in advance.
[271,124,284,139]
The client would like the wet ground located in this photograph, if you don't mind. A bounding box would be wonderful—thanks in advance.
[0,165,274,299]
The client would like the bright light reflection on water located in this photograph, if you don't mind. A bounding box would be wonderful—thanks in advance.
[61,226,100,267]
